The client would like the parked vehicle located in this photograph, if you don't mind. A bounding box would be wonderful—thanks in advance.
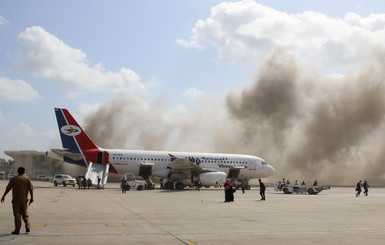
[37,175,51,181]
[53,174,76,187]
[8,173,16,179]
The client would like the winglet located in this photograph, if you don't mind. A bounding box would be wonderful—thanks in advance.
[168,153,176,162]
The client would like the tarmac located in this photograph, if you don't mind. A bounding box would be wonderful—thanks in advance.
[0,180,384,245]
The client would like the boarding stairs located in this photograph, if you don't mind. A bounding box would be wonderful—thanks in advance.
[85,162,109,188]
[143,176,155,189]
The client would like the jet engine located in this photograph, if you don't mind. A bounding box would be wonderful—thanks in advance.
[198,172,227,187]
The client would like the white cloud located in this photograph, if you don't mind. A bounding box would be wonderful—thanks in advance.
[17,123,36,136]
[0,16,9,26]
[78,102,103,117]
[0,110,5,123]
[15,26,148,95]
[176,38,202,49]
[9,122,39,137]
[64,91,87,99]
[179,0,385,72]
[1,122,57,157]
[0,76,41,102]
[184,87,205,100]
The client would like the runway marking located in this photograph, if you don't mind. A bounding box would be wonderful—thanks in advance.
[31,223,45,227]
[179,238,195,245]
[31,222,193,244]
[106,223,124,227]
[31,222,124,227]
[112,199,196,245]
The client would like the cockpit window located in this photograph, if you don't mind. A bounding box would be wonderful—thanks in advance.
[262,161,267,165]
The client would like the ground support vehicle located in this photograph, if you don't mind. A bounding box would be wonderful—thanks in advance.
[274,182,330,195]
[122,173,146,191]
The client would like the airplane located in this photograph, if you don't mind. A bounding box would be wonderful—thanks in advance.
[52,108,275,190]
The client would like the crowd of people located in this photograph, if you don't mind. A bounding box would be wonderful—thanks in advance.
[76,176,102,190]
[276,178,319,189]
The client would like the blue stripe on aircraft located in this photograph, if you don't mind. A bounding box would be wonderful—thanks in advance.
[55,108,80,153]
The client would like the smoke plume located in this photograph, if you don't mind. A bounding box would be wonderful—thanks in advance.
[227,47,385,185]
[83,47,385,186]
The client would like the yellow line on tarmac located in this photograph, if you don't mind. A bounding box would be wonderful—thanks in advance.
[180,239,195,245]
[106,223,124,227]
[31,222,124,227]
[31,224,45,227]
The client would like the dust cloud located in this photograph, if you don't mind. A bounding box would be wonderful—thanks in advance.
[83,47,385,186]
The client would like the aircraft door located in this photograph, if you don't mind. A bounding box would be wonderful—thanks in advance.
[139,163,153,177]
[97,151,109,164]
[228,168,240,179]
[249,159,257,170]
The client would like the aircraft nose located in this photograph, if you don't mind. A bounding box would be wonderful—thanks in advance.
[266,165,275,177]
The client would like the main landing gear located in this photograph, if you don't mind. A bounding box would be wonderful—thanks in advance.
[164,181,185,190]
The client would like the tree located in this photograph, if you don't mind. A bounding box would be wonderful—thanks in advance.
[0,158,15,173]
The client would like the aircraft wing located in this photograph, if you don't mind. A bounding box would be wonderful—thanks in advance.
[170,157,223,173]
[171,158,203,172]
[166,154,229,189]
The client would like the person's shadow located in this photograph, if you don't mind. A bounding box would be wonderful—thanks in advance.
[0,233,28,237]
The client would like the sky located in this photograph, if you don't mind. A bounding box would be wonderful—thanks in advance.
[1,0,385,184]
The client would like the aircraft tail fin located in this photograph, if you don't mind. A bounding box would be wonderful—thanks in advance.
[54,108,99,166]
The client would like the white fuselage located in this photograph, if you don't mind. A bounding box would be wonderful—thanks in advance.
[106,149,275,180]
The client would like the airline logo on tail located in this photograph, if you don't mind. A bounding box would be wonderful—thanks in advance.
[61,125,82,136]
[53,108,119,173]
[54,108,102,167]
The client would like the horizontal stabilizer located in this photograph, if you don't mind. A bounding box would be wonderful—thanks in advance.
[51,149,84,161]
[45,150,64,161]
